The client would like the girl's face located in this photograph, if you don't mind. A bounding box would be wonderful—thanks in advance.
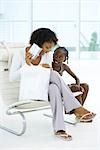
[53,50,66,64]
[42,42,55,52]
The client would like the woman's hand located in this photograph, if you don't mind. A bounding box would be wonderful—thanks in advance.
[25,47,32,65]
[39,50,45,57]
[40,48,50,54]
[40,64,50,68]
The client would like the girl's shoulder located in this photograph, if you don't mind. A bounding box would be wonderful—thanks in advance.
[63,63,69,70]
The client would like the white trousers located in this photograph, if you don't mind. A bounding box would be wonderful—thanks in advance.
[49,71,81,132]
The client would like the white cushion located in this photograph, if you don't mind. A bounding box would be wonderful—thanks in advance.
[0,42,26,62]
[0,48,8,61]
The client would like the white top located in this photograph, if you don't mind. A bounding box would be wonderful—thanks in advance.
[9,47,53,81]
[9,46,53,101]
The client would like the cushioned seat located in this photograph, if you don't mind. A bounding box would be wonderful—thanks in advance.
[7,100,50,113]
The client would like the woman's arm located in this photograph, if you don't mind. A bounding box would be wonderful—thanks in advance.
[9,51,24,81]
[40,64,50,68]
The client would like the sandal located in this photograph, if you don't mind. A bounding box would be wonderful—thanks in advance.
[55,130,72,141]
[76,112,96,123]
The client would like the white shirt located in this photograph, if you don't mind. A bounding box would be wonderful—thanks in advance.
[9,47,53,101]
[9,49,53,81]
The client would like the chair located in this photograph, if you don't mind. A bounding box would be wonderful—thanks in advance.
[0,98,81,136]
[0,65,82,136]
[0,52,82,136]
[0,100,50,136]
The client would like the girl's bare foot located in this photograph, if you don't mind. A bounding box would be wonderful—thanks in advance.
[74,107,96,122]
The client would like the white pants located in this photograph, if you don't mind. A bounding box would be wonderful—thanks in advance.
[49,71,81,132]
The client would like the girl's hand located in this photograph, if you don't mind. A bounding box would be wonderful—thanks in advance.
[70,84,81,92]
[69,84,84,92]
[75,85,84,92]
[25,47,32,65]
[80,86,84,92]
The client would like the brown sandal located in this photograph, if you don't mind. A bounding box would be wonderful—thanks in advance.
[76,112,96,123]
[55,130,72,141]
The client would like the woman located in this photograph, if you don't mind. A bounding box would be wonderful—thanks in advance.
[9,28,95,141]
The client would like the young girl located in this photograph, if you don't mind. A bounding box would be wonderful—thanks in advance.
[52,46,89,106]
[10,28,95,141]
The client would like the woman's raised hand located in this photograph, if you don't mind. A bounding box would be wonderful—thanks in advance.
[25,47,32,65]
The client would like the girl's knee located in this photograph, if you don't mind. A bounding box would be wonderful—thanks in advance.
[84,83,89,91]
[81,83,89,90]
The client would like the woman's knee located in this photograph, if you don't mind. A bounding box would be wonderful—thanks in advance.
[49,83,59,94]
[50,70,60,80]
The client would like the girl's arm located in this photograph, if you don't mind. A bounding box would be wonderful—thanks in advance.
[63,64,80,85]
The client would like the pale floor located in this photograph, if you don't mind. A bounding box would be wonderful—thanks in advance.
[0,60,100,150]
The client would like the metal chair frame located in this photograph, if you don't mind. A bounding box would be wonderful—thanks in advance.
[0,100,50,136]
[0,100,79,136]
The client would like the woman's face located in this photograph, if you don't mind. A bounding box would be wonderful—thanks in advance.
[42,42,55,52]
